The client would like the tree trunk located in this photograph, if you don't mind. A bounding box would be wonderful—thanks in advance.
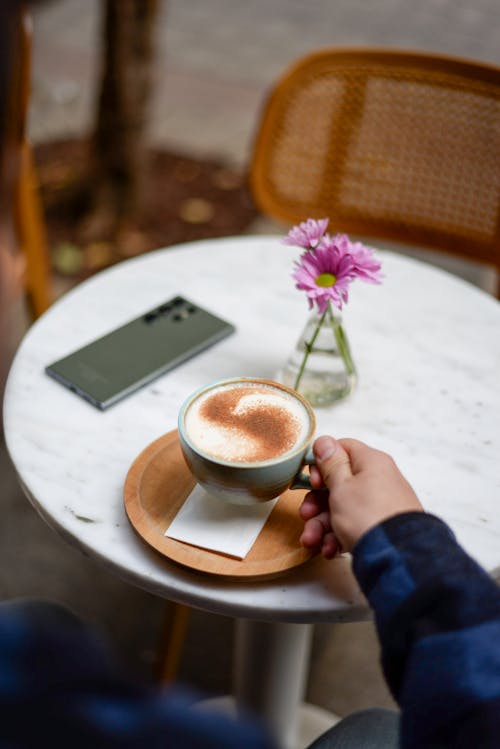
[83,0,159,241]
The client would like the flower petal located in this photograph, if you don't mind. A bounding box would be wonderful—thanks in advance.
[286,220,383,313]
[282,218,329,250]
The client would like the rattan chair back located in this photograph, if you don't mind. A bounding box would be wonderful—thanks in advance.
[250,49,500,282]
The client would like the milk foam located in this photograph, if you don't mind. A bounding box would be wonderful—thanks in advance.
[185,382,310,463]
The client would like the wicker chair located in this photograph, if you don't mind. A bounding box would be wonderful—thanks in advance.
[250,49,500,296]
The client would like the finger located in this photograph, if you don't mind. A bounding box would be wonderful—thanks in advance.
[339,438,387,475]
[299,490,328,520]
[314,436,353,491]
[300,511,332,548]
[309,465,323,488]
[321,532,340,559]
[300,517,324,548]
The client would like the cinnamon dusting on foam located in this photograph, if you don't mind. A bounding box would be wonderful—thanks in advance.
[186,384,308,463]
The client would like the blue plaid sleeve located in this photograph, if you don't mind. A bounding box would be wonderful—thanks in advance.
[353,511,500,748]
[0,602,276,749]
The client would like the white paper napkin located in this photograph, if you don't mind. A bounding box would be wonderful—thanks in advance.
[165,484,278,558]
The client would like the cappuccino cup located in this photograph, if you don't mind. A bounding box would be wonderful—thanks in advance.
[178,377,316,505]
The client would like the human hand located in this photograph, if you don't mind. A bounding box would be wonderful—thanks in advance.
[299,436,423,557]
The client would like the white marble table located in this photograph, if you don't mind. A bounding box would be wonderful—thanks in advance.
[4,236,500,747]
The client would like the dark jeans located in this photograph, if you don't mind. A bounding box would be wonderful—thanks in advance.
[0,597,84,629]
[1,600,400,748]
[307,708,400,749]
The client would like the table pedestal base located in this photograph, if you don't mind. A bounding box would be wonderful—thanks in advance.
[232,620,338,748]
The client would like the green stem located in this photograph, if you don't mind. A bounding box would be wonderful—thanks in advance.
[293,307,328,391]
[327,303,356,376]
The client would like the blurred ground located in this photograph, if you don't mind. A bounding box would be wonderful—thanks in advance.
[2,0,499,730]
[29,0,500,165]
[35,138,258,280]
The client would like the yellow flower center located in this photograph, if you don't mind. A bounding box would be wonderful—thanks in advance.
[315,272,337,288]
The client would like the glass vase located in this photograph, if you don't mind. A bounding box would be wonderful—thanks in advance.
[279,305,357,407]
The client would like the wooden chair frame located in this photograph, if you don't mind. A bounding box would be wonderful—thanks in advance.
[6,8,52,318]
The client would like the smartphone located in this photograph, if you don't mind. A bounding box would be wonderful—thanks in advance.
[45,295,235,410]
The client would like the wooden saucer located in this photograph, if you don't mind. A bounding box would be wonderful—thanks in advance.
[124,429,314,579]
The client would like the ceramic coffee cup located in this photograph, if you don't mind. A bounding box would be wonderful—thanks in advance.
[178,377,316,505]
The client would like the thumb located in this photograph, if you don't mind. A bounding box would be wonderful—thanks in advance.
[313,436,352,491]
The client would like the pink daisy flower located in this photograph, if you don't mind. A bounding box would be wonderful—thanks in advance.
[331,233,383,284]
[282,218,329,250]
[293,244,356,313]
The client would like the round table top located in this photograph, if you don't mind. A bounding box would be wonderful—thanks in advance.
[4,236,500,622]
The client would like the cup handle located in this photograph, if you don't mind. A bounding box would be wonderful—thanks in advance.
[290,446,316,491]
